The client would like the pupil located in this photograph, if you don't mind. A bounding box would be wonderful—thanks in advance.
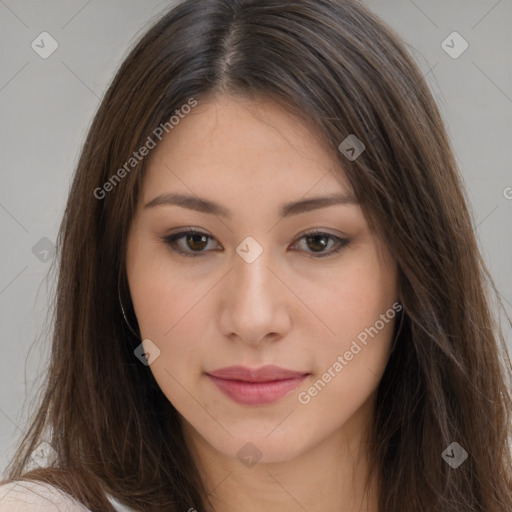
[307,235,327,252]
[188,233,208,251]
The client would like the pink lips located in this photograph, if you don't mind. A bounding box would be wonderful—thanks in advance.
[206,365,309,405]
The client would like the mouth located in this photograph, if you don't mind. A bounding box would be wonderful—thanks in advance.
[206,365,310,405]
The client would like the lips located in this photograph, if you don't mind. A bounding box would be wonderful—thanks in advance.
[207,365,308,382]
[206,365,309,405]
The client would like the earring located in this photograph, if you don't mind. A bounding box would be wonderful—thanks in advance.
[390,303,405,351]
[117,276,139,338]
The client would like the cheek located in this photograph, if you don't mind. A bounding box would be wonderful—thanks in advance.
[295,277,397,429]
[303,244,397,399]
[128,244,200,338]
[310,248,396,349]
[128,260,210,411]
[127,251,216,385]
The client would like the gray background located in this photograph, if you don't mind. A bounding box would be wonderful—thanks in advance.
[1,0,511,474]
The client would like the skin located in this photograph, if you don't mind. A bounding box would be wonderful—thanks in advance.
[126,93,398,512]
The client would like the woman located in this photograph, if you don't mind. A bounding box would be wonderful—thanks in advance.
[1,0,511,510]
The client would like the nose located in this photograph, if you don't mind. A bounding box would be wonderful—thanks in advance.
[219,245,293,346]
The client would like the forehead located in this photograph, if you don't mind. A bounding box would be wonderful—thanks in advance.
[142,94,353,200]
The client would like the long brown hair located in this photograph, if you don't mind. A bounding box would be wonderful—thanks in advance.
[3,1,512,510]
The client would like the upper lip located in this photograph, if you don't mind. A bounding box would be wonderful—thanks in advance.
[207,365,308,382]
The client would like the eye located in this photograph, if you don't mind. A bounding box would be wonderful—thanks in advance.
[161,229,351,258]
[290,229,351,258]
[161,229,222,257]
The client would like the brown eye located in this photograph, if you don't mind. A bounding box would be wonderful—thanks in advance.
[162,230,221,257]
[306,234,330,253]
[185,233,209,251]
[290,231,351,258]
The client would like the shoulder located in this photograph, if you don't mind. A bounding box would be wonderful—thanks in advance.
[0,480,137,512]
[0,480,91,511]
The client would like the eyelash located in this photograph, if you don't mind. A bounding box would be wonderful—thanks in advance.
[160,229,351,259]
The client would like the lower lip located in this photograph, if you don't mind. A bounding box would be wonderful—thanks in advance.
[207,374,308,405]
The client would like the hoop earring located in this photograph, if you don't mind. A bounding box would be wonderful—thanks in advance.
[117,276,139,339]
[390,303,405,352]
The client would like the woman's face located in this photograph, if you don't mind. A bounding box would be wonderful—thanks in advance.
[126,94,398,465]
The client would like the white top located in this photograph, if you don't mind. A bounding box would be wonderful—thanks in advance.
[0,480,136,511]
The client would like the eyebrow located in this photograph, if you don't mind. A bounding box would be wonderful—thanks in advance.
[144,192,358,219]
